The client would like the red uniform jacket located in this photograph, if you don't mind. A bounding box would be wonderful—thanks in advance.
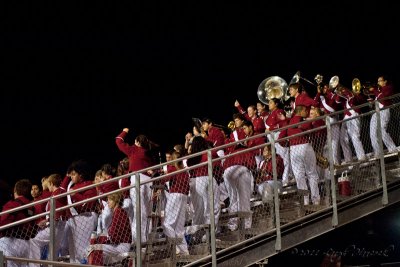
[265,109,285,131]
[371,84,394,107]
[69,180,98,214]
[286,115,312,146]
[314,91,340,114]
[47,187,70,221]
[294,92,318,111]
[163,165,190,195]
[224,135,265,170]
[116,131,153,190]
[33,190,52,223]
[257,155,284,183]
[206,126,225,149]
[0,196,36,239]
[236,105,266,134]
[107,207,132,244]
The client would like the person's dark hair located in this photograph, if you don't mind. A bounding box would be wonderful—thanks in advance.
[117,157,129,176]
[270,98,283,109]
[233,113,245,121]
[67,159,92,181]
[136,135,150,150]
[202,118,213,124]
[100,163,116,177]
[242,120,254,128]
[187,136,211,166]
[14,179,32,198]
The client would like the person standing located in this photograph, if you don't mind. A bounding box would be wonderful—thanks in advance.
[369,75,398,156]
[116,128,155,243]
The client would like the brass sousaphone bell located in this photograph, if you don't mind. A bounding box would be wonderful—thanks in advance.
[257,76,289,105]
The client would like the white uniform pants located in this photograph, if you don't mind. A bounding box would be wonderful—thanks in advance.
[269,132,291,184]
[370,108,397,155]
[163,193,189,254]
[130,173,152,244]
[340,115,366,162]
[290,143,320,205]
[66,212,98,263]
[189,175,220,227]
[223,165,253,230]
[0,237,29,267]
[28,221,66,267]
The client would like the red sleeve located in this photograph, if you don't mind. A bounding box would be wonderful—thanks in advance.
[115,131,133,156]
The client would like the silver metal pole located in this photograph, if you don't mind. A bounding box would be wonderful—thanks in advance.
[325,116,338,226]
[207,150,217,267]
[135,173,142,267]
[375,102,388,205]
[270,137,282,251]
[49,197,56,263]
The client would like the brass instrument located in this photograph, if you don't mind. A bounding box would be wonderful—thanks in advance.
[289,71,315,87]
[352,78,375,98]
[329,75,353,99]
[257,76,289,105]
[227,121,235,131]
[316,153,329,169]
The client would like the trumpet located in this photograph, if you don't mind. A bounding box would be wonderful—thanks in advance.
[316,153,329,169]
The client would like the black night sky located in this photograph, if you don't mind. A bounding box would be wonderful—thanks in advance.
[1,2,399,197]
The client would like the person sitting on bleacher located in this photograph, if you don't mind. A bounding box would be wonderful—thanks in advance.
[88,192,132,266]
[256,144,284,203]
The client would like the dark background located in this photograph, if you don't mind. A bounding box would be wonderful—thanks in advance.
[1,2,400,265]
[1,3,399,199]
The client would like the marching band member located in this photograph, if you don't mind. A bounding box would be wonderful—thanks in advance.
[234,100,266,134]
[335,85,367,162]
[369,75,398,156]
[314,83,342,165]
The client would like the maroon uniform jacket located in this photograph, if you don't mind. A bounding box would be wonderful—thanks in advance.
[107,207,132,244]
[286,115,312,146]
[294,92,318,112]
[206,126,225,149]
[163,165,190,195]
[257,155,284,184]
[224,134,265,171]
[236,105,266,134]
[67,179,98,214]
[0,196,36,239]
[371,84,394,107]
[265,108,285,131]
[314,91,341,114]
[187,153,221,177]
[115,131,153,191]
[47,187,70,221]
[335,89,366,116]
[33,190,52,223]
[98,179,119,202]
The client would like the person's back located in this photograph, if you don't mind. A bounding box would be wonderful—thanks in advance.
[0,179,35,267]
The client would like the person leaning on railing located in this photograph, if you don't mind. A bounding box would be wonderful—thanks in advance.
[0,179,35,267]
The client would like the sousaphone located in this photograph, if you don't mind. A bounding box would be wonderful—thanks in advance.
[257,76,289,105]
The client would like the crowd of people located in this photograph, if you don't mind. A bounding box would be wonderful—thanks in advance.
[0,75,398,266]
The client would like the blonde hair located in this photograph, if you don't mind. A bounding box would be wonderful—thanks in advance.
[107,192,123,207]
